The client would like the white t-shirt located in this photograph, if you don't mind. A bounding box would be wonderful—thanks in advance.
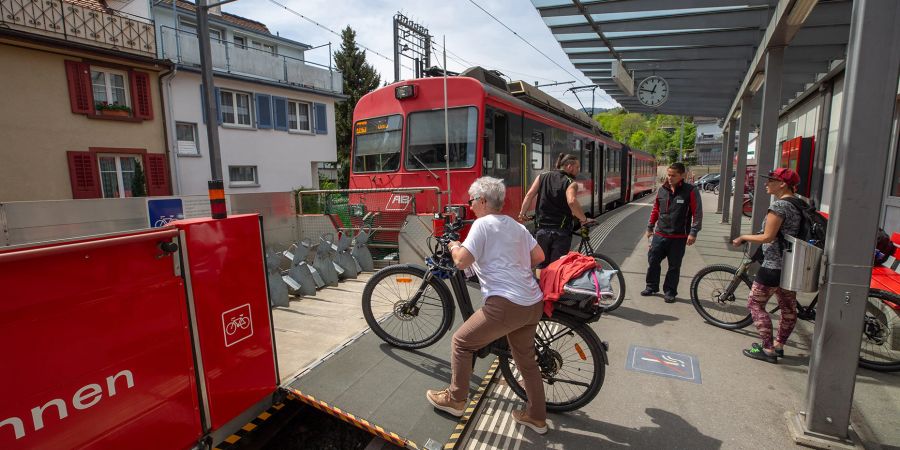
[461,214,544,306]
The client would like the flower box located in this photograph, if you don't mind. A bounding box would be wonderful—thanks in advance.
[99,109,131,118]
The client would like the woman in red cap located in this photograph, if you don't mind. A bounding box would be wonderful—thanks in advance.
[732,168,803,363]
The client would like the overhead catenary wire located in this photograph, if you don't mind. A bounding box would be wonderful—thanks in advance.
[266,0,415,71]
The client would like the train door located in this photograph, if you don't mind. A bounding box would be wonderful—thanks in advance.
[583,141,597,216]
[483,107,516,214]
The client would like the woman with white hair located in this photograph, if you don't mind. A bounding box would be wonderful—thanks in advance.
[426,176,549,435]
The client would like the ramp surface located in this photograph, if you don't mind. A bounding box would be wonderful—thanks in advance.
[285,283,496,449]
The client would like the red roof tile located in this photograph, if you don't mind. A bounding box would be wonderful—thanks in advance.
[164,0,271,34]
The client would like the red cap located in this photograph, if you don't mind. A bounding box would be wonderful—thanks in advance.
[763,168,800,187]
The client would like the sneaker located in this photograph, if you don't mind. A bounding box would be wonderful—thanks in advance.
[743,345,778,364]
[426,389,465,417]
[752,342,784,357]
[512,409,548,435]
[664,293,677,303]
[640,288,658,296]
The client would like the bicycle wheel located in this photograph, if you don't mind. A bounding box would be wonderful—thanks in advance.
[713,184,720,195]
[589,252,626,312]
[858,289,900,372]
[361,264,455,349]
[742,199,753,218]
[690,264,753,329]
[498,313,606,412]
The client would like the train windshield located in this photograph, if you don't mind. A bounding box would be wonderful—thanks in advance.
[353,115,403,173]
[405,107,477,170]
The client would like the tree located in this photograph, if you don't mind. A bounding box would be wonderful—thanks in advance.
[334,27,381,187]
[131,160,147,197]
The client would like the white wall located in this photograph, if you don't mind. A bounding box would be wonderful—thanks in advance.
[166,73,337,195]
[695,121,721,137]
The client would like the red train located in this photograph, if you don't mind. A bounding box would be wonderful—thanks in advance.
[349,67,657,218]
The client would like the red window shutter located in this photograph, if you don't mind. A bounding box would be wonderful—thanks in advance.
[65,61,94,115]
[67,151,101,199]
[130,70,153,120]
[146,153,171,196]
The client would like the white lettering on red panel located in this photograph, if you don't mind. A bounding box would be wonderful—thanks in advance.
[385,194,412,211]
[222,303,253,347]
[1,369,134,441]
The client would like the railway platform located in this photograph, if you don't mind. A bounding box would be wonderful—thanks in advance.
[258,192,899,449]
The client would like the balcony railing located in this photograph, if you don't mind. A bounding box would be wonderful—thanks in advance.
[0,0,156,57]
[160,27,343,95]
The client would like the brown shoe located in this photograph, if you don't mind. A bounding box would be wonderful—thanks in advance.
[512,409,548,435]
[426,388,465,417]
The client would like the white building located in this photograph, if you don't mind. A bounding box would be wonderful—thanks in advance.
[152,0,345,194]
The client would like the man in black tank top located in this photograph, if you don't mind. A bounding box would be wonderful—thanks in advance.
[519,154,595,268]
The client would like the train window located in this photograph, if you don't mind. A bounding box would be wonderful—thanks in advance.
[493,113,509,170]
[352,115,402,173]
[406,107,477,170]
[531,131,544,169]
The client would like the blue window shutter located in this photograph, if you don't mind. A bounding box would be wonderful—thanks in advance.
[314,102,327,134]
[214,87,222,125]
[273,96,288,131]
[255,94,273,129]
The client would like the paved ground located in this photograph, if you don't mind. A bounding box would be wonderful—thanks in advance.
[461,192,900,450]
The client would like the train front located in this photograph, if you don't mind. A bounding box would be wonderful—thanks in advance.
[349,77,486,212]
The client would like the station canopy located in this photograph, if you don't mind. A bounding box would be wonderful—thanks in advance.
[532,0,853,119]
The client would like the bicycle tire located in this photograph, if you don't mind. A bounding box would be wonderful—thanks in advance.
[742,199,753,218]
[361,264,455,350]
[498,313,606,412]
[858,289,900,372]
[690,264,753,329]
[713,184,720,195]
[588,252,627,312]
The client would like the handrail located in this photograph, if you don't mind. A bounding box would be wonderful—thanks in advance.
[0,229,178,264]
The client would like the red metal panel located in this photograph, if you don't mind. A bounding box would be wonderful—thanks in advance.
[0,230,201,449]
[176,215,276,432]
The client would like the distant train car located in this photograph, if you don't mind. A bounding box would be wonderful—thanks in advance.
[349,67,657,219]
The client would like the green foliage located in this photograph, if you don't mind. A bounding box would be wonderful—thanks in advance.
[131,160,147,197]
[595,108,697,163]
[334,26,381,188]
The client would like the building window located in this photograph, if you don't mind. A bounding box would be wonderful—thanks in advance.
[252,40,276,55]
[229,166,258,186]
[234,36,246,49]
[288,100,311,132]
[98,154,142,198]
[176,122,199,156]
[91,68,129,109]
[219,90,252,127]
[208,29,222,42]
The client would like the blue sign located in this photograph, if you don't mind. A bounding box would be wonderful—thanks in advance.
[148,198,184,228]
[626,345,702,384]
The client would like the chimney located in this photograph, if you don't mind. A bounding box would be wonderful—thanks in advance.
[209,5,222,15]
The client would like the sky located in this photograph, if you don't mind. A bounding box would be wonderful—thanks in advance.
[221,0,621,110]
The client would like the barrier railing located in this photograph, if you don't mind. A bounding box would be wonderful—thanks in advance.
[296,187,442,260]
[0,0,156,57]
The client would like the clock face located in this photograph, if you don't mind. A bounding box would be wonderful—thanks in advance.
[637,76,669,108]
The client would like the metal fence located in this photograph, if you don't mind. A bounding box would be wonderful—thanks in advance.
[296,187,442,261]
[0,0,156,57]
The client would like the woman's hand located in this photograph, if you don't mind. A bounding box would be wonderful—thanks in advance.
[732,236,745,247]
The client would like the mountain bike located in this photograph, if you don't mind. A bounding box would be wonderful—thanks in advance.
[689,247,900,372]
[575,221,627,312]
[361,209,609,411]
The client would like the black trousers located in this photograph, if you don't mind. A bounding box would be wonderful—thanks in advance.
[535,228,573,269]
[646,235,687,296]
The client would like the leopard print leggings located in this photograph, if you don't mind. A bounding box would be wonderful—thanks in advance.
[748,282,798,350]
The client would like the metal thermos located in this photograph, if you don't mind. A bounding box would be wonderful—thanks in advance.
[780,235,823,292]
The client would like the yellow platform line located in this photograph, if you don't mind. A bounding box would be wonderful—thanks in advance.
[444,358,500,450]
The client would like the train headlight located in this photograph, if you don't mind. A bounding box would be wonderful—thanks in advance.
[395,84,417,100]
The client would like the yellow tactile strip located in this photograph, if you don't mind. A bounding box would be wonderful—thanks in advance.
[444,358,500,450]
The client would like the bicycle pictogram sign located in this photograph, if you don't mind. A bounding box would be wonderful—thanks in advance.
[222,304,253,347]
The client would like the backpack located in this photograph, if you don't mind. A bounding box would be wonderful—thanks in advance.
[781,197,828,248]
